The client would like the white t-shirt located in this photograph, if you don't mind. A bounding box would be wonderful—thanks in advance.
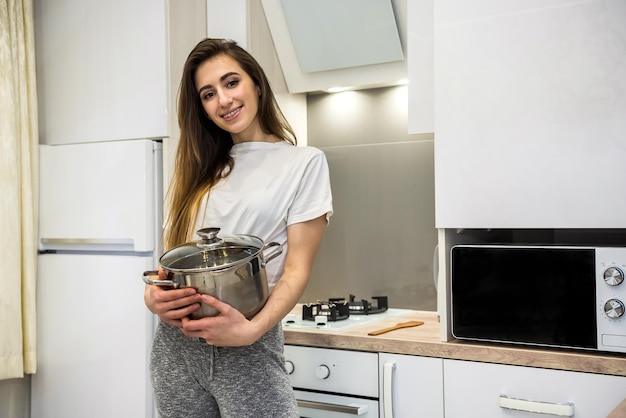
[194,141,333,290]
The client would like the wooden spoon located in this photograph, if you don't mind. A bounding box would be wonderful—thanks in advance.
[367,321,424,336]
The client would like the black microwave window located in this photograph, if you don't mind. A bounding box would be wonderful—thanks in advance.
[451,247,596,349]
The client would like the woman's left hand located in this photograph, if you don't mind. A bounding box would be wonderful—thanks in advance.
[180,294,263,346]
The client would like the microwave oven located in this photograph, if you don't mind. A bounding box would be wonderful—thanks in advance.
[450,245,626,353]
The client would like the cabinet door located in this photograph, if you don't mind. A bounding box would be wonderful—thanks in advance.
[35,0,168,144]
[407,0,434,135]
[434,0,626,228]
[444,359,626,418]
[379,354,443,418]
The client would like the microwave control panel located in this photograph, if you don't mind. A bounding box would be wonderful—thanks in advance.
[596,247,626,353]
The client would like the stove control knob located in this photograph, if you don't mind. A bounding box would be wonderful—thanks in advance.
[604,299,625,319]
[315,365,331,380]
[284,314,299,323]
[285,360,295,375]
[315,315,328,326]
[604,267,625,286]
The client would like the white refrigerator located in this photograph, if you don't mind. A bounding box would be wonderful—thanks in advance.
[32,139,163,418]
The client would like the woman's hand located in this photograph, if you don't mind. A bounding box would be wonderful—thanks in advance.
[180,294,263,346]
[144,270,202,328]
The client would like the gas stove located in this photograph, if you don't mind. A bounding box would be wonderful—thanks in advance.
[282,295,413,332]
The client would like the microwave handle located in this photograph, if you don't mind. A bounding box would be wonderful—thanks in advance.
[382,361,396,418]
[499,395,575,416]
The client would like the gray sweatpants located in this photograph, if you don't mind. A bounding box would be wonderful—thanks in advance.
[150,321,299,418]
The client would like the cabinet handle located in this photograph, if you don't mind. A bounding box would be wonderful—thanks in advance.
[499,395,574,416]
[383,362,396,418]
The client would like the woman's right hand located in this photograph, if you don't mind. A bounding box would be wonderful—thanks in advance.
[144,270,202,328]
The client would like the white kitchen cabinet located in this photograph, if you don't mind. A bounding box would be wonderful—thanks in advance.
[433,0,626,228]
[34,0,169,144]
[379,353,444,418]
[444,359,626,418]
[407,0,434,135]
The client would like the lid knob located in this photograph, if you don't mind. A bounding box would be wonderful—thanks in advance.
[196,227,223,249]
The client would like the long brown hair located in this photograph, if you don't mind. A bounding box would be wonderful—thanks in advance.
[164,38,296,249]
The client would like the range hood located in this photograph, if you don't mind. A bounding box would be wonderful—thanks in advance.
[261,0,407,93]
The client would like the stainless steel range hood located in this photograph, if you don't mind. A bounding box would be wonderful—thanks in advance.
[261,0,407,93]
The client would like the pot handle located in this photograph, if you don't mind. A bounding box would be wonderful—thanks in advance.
[261,242,283,267]
[142,270,180,289]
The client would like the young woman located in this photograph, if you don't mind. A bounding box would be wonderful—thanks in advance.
[143,38,333,417]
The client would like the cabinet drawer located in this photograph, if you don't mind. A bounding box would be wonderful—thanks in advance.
[444,359,626,418]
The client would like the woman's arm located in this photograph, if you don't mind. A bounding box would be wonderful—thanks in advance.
[180,214,328,345]
[252,214,328,333]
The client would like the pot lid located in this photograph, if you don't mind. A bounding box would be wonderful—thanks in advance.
[159,227,264,272]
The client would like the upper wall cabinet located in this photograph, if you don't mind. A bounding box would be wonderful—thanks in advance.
[261,0,408,93]
[434,0,626,228]
[407,0,434,135]
[35,0,169,144]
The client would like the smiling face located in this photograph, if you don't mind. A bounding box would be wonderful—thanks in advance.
[194,54,262,143]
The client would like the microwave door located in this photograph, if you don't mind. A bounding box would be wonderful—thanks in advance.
[450,246,597,351]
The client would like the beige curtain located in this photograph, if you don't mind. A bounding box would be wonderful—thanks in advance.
[0,0,38,380]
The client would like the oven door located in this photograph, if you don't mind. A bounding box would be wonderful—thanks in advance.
[294,390,379,418]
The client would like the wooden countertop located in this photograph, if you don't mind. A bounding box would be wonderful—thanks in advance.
[284,308,626,377]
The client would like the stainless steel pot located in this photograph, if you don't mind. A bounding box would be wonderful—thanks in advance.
[143,227,282,319]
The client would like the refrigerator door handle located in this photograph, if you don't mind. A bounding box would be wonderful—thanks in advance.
[39,238,138,252]
[41,238,134,245]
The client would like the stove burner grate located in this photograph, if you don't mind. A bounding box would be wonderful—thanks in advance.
[302,300,350,322]
[329,295,389,315]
